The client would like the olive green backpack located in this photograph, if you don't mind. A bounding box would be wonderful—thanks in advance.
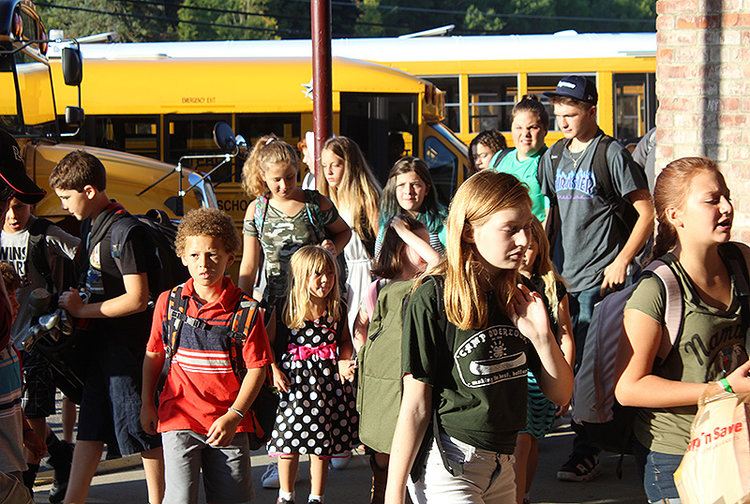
[356,279,414,453]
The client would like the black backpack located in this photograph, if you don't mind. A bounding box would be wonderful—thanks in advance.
[110,209,190,307]
[27,218,76,293]
[541,133,646,248]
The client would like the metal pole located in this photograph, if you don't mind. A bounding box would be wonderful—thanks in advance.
[311,0,333,181]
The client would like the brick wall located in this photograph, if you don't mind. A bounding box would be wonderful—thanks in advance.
[655,0,750,241]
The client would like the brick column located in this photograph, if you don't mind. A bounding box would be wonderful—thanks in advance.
[655,0,750,240]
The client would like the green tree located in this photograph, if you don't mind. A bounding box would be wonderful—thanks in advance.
[38,0,181,41]
[176,0,277,41]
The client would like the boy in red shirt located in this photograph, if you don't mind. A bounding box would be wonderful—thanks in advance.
[140,208,272,504]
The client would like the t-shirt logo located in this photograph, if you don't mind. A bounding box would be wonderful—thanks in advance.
[555,169,597,199]
[454,325,527,388]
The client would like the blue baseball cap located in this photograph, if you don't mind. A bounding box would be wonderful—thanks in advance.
[543,76,598,105]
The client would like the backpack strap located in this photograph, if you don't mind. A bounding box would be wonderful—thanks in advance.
[646,260,685,361]
[27,217,54,291]
[304,190,326,244]
[155,284,189,402]
[227,293,260,382]
[253,195,270,238]
[719,242,750,335]
[488,147,514,171]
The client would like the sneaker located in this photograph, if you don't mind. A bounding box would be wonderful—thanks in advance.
[276,499,295,504]
[48,442,73,503]
[262,463,280,489]
[329,451,351,470]
[557,453,601,482]
[307,499,322,504]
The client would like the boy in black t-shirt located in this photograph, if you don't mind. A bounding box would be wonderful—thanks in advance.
[49,150,164,504]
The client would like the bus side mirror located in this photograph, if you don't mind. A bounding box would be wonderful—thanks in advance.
[213,122,236,154]
[64,106,84,128]
[62,47,82,86]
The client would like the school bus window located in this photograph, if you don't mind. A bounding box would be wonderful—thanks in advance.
[424,135,457,208]
[527,74,568,132]
[614,73,655,141]
[468,75,517,133]
[84,116,160,160]
[167,114,232,182]
[423,76,460,133]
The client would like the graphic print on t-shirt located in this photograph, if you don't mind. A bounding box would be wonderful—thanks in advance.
[0,230,29,279]
[555,169,596,200]
[85,242,105,295]
[454,324,528,388]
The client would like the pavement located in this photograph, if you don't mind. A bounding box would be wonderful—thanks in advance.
[32,393,648,503]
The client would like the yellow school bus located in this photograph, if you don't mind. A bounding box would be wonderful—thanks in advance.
[64,33,655,149]
[46,47,470,224]
[1,0,213,231]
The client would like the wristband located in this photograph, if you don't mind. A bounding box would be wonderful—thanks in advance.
[719,378,734,393]
[228,407,245,419]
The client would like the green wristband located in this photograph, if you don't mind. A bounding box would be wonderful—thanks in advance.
[719,378,734,393]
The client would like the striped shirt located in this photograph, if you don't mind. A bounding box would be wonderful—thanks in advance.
[147,277,273,435]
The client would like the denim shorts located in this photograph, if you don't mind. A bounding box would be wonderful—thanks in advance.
[77,341,161,455]
[162,430,253,504]
[408,433,516,504]
[634,441,683,503]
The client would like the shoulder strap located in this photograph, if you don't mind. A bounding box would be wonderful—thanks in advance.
[227,293,261,381]
[719,242,750,334]
[591,135,617,205]
[253,195,269,238]
[646,260,685,360]
[488,147,514,171]
[304,190,326,243]
[155,284,188,403]
[28,217,54,291]
[109,215,141,262]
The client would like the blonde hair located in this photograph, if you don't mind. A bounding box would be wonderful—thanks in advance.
[526,218,564,324]
[283,245,342,330]
[241,135,299,198]
[419,171,531,330]
[651,157,727,260]
[318,136,381,242]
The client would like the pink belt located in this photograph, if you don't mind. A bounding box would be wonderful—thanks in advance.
[288,342,337,361]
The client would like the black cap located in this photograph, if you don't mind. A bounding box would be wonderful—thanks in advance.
[0,130,46,204]
[543,76,598,105]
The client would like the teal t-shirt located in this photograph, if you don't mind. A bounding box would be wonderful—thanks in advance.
[490,149,549,222]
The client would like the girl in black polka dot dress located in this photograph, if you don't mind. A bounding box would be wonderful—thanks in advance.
[269,245,358,504]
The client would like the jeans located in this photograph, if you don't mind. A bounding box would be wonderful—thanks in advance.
[634,441,683,503]
[408,434,516,504]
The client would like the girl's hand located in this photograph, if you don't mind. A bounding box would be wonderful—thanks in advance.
[207,411,242,447]
[320,239,337,255]
[726,359,750,394]
[508,283,552,345]
[272,364,291,393]
[390,215,409,236]
[338,359,357,384]
[556,403,570,416]
[140,402,159,435]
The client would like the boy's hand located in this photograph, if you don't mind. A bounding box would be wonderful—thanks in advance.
[207,412,242,447]
[140,402,159,435]
[338,359,357,384]
[271,364,290,393]
[23,428,46,460]
[59,287,84,317]
[601,256,628,295]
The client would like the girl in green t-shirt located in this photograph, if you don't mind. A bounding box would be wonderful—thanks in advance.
[384,171,574,504]
[615,156,750,503]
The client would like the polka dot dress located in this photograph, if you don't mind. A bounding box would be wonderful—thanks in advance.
[268,313,358,456]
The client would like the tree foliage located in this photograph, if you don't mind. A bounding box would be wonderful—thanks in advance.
[35,0,656,42]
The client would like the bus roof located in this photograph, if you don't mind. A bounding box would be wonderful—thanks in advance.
[50,56,430,115]
[49,31,657,62]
